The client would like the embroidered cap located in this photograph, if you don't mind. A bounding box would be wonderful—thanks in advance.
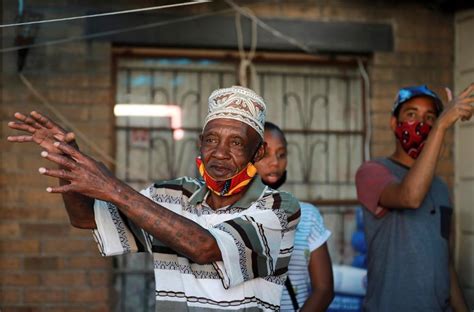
[392,85,443,116]
[204,86,266,139]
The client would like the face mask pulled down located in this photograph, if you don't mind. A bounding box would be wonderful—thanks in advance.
[394,120,431,159]
[196,157,257,197]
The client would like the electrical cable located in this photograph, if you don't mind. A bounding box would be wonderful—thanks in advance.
[1,0,210,28]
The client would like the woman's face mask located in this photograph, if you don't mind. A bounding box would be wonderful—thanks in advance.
[394,120,432,159]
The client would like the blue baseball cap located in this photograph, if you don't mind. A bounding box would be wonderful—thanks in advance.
[392,85,443,116]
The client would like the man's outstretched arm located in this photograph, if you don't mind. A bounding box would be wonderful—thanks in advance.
[40,142,222,264]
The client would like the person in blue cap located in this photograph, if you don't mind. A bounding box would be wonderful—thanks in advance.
[355,84,473,312]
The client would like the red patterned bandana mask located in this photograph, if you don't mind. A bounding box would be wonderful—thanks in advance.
[196,157,257,197]
[394,120,432,159]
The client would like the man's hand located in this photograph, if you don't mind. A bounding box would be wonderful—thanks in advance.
[39,141,117,201]
[7,111,76,153]
[436,84,474,131]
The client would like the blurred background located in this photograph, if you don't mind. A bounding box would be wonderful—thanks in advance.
[1,0,473,311]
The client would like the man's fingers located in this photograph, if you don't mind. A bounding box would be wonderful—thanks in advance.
[54,141,84,162]
[445,87,453,102]
[30,111,65,131]
[459,94,474,105]
[14,112,41,129]
[8,121,36,134]
[41,151,78,170]
[39,166,75,181]
[53,132,76,143]
[458,83,474,99]
[45,184,74,194]
[7,135,33,143]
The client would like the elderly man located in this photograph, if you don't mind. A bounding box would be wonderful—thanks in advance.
[355,84,473,312]
[8,86,301,311]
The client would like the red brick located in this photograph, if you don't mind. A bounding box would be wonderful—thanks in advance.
[0,173,53,188]
[0,239,40,254]
[371,82,401,99]
[371,128,395,145]
[0,222,21,237]
[0,257,22,270]
[370,67,396,82]
[24,257,61,270]
[46,73,110,89]
[370,112,392,129]
[69,226,96,238]
[0,206,68,222]
[45,88,110,106]
[371,143,394,158]
[23,189,67,209]
[369,96,393,114]
[87,271,112,287]
[1,308,41,312]
[25,288,65,303]
[20,223,70,238]
[41,239,96,255]
[41,307,110,312]
[0,272,41,286]
[0,287,22,303]
[396,37,452,55]
[42,272,87,287]
[67,287,109,303]
[66,256,111,270]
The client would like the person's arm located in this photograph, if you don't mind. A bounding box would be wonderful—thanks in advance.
[300,243,334,312]
[7,111,96,228]
[380,85,473,210]
[39,141,222,264]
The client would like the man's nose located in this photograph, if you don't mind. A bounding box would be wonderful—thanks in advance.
[213,141,230,158]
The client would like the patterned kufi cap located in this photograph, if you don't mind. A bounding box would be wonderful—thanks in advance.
[204,86,266,139]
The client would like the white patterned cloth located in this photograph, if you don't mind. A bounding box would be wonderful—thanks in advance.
[204,86,267,139]
[92,177,301,311]
[280,202,331,311]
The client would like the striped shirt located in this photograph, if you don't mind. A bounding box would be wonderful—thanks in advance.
[93,176,300,311]
[280,202,331,311]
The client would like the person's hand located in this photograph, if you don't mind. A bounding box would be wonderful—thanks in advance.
[7,111,77,154]
[435,83,474,131]
[38,141,117,201]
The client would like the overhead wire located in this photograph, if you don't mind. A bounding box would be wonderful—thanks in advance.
[0,0,210,28]
[224,0,313,54]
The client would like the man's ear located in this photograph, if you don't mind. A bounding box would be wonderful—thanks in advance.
[390,115,398,132]
[253,141,267,163]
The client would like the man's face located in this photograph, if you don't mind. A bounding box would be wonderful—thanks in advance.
[199,119,261,181]
[394,96,438,126]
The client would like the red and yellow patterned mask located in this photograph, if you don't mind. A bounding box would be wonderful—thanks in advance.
[196,157,257,196]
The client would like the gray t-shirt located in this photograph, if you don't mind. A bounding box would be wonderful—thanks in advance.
[356,158,453,312]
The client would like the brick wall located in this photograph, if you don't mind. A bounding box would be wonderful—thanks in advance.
[1,1,456,310]
[1,1,115,311]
